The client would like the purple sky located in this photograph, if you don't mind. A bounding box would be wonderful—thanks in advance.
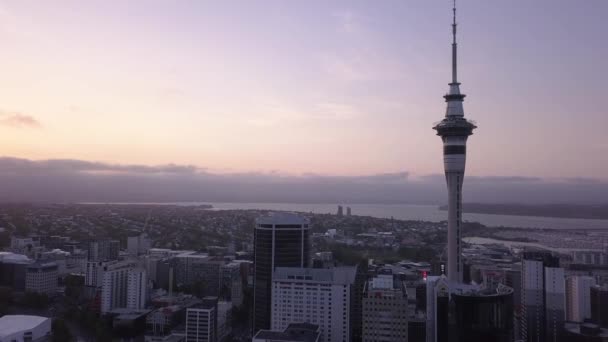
[0,0,606,180]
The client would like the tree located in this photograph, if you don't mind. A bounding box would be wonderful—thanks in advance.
[0,286,12,315]
[52,318,73,342]
[21,291,49,309]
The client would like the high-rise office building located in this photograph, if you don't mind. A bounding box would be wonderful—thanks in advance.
[253,212,310,333]
[591,285,608,328]
[270,266,356,342]
[427,276,514,342]
[566,276,597,323]
[449,284,514,342]
[186,297,218,342]
[351,262,368,342]
[221,262,243,307]
[175,251,210,286]
[127,234,151,256]
[362,274,408,342]
[25,261,58,295]
[521,250,565,342]
[432,0,477,284]
[88,240,120,261]
[426,276,450,342]
[0,252,31,291]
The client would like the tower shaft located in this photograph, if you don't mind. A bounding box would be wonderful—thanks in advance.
[433,0,476,284]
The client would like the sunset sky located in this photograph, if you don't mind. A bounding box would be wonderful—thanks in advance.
[0,0,606,179]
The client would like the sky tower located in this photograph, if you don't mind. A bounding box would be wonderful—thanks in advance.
[433,1,477,283]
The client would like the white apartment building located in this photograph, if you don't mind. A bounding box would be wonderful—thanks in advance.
[271,267,357,342]
[566,275,596,322]
[100,261,145,313]
[127,268,148,310]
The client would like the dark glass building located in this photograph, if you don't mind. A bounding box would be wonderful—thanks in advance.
[592,286,608,328]
[449,285,514,342]
[252,213,310,333]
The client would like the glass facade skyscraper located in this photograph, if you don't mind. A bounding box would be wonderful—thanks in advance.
[252,213,310,333]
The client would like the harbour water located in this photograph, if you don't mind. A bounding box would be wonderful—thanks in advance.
[205,202,608,230]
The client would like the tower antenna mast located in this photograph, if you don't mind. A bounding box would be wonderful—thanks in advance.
[451,0,458,84]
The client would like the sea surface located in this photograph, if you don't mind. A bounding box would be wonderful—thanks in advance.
[462,237,602,253]
[178,202,608,230]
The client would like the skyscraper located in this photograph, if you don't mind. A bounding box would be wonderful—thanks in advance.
[521,250,564,342]
[591,285,608,328]
[362,275,408,342]
[253,212,310,333]
[566,276,597,323]
[127,268,148,310]
[432,0,477,283]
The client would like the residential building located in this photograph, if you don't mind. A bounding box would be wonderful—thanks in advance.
[566,276,597,322]
[100,261,144,313]
[271,266,356,342]
[102,263,131,313]
[88,240,120,261]
[127,268,148,310]
[521,250,564,342]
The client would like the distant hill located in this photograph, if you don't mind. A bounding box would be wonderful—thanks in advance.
[439,203,608,220]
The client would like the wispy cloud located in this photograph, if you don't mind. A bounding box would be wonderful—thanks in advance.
[332,10,362,34]
[0,157,199,174]
[0,111,42,128]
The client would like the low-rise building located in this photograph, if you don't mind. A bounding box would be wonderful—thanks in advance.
[253,323,321,342]
[0,315,51,342]
[185,297,218,342]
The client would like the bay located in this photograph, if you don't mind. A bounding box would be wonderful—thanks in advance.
[206,202,608,230]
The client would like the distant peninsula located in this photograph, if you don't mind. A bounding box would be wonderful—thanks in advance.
[439,203,608,220]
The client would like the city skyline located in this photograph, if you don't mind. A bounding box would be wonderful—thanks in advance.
[1,1,607,180]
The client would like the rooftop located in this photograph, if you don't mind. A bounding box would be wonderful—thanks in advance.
[256,212,310,226]
[0,252,32,264]
[0,315,50,338]
[273,266,357,284]
[370,275,395,290]
[254,323,320,342]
